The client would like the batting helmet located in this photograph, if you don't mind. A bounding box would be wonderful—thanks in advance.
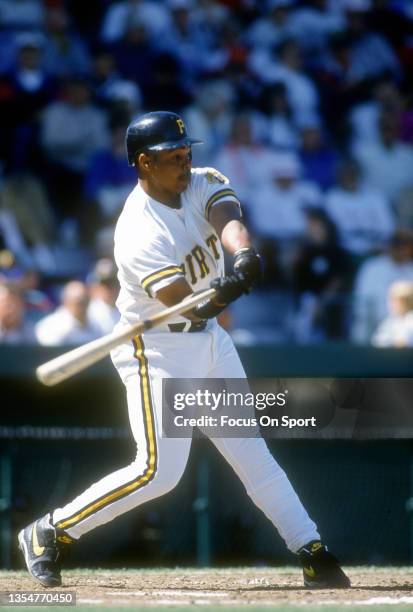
[126,111,202,166]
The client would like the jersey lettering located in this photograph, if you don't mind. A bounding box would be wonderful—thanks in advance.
[191,245,210,279]
[182,240,221,285]
[206,234,220,260]
[185,253,197,284]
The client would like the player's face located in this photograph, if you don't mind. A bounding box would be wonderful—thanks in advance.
[150,146,192,194]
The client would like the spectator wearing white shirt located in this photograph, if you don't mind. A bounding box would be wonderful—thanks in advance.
[325,159,394,256]
[250,152,321,267]
[35,281,101,346]
[349,79,403,148]
[289,1,344,59]
[352,230,413,343]
[87,259,119,335]
[183,80,234,166]
[249,39,319,119]
[100,0,171,44]
[353,112,413,203]
[341,0,400,84]
[41,77,109,222]
[260,82,299,150]
[0,282,35,344]
[372,281,413,348]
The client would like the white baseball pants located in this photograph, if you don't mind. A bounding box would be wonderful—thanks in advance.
[53,323,319,552]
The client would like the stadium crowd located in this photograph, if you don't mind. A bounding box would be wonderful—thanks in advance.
[1,0,413,346]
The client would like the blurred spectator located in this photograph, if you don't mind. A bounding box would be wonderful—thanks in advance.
[66,0,107,44]
[84,121,136,245]
[87,258,120,334]
[325,158,394,256]
[249,38,320,118]
[143,52,192,113]
[1,172,57,273]
[206,17,250,79]
[0,281,35,344]
[352,229,413,343]
[259,82,299,150]
[289,0,344,60]
[104,80,142,126]
[394,187,413,232]
[213,113,279,206]
[160,0,212,79]
[245,0,295,51]
[0,33,56,170]
[349,78,403,146]
[184,80,234,165]
[353,111,413,203]
[100,0,171,44]
[318,7,400,139]
[110,22,158,92]
[0,0,44,29]
[91,48,122,105]
[91,48,142,122]
[249,152,321,264]
[292,207,351,342]
[193,0,230,31]
[42,6,91,78]
[40,77,109,221]
[35,280,101,346]
[298,117,338,190]
[0,249,25,283]
[340,0,400,83]
[372,280,413,347]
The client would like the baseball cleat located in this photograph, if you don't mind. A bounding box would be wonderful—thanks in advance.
[18,513,68,588]
[298,540,351,589]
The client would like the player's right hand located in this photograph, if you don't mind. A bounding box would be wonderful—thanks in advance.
[210,274,250,306]
[192,274,248,320]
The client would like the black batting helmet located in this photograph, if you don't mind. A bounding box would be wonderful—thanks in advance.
[126,111,202,166]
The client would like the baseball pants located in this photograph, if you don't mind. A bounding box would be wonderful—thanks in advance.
[53,323,319,552]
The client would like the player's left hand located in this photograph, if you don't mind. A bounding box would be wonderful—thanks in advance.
[233,247,262,287]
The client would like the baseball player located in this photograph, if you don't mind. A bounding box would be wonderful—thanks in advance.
[18,112,350,589]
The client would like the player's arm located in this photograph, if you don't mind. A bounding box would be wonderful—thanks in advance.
[209,201,262,286]
[156,202,261,321]
[155,274,248,322]
[155,278,203,321]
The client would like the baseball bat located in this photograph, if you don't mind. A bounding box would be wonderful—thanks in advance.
[36,287,216,387]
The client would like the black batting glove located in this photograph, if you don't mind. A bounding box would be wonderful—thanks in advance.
[211,273,250,305]
[233,247,262,287]
[193,274,249,320]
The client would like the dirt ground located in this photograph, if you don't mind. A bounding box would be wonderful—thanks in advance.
[1,567,413,608]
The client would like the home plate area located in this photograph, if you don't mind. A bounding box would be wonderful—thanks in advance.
[1,567,413,609]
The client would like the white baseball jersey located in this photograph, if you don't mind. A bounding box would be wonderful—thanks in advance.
[52,165,319,552]
[114,167,239,331]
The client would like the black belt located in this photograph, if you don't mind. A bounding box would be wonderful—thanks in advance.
[168,320,207,333]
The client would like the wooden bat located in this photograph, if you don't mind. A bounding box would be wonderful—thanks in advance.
[36,287,216,387]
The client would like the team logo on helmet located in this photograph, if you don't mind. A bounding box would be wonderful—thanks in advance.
[176,119,185,135]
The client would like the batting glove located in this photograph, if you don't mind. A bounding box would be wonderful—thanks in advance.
[233,247,262,287]
[192,274,249,320]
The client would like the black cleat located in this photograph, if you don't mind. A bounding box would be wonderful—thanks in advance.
[298,540,351,589]
[18,513,70,588]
